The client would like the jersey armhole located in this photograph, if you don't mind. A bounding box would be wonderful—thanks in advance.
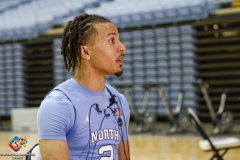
[45,87,77,136]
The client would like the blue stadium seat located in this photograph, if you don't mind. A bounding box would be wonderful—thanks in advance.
[157,60,168,67]
[133,62,144,70]
[145,69,156,77]
[120,14,133,24]
[169,59,181,67]
[156,45,168,53]
[177,5,191,17]
[169,67,182,74]
[169,52,181,59]
[154,28,167,36]
[169,76,182,84]
[133,77,145,85]
[165,8,178,19]
[130,13,143,23]
[141,11,155,21]
[183,100,197,106]
[144,50,156,61]
[132,39,144,47]
[144,38,155,46]
[182,51,195,58]
[181,42,196,50]
[168,36,181,44]
[132,48,144,57]
[180,25,195,33]
[120,31,132,40]
[168,83,182,90]
[181,34,196,42]
[167,26,180,35]
[109,15,121,24]
[152,10,167,20]
[143,29,155,38]
[169,44,181,51]
[182,59,196,66]
[157,69,169,78]
[184,91,197,98]
[183,83,196,90]
[189,1,205,15]
[182,67,196,74]
[123,54,132,63]
[131,30,143,38]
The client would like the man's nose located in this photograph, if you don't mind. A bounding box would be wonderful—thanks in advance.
[118,41,126,53]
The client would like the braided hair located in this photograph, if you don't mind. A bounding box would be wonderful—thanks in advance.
[61,14,111,71]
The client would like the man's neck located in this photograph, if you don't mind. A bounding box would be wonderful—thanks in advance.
[73,68,106,92]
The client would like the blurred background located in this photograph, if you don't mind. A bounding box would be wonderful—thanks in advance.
[0,0,240,156]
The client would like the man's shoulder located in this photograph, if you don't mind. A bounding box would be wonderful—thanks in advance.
[41,79,72,101]
[43,89,69,103]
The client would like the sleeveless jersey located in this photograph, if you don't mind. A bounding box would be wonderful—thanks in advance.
[37,78,130,160]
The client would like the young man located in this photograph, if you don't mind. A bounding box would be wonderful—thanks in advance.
[37,14,130,160]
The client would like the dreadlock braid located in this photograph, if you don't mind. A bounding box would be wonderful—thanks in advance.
[61,14,111,71]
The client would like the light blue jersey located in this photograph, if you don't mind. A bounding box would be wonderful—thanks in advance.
[37,78,130,160]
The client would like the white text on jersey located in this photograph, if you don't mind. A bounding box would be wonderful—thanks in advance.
[91,129,119,143]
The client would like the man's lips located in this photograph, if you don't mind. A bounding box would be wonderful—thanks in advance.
[116,56,124,65]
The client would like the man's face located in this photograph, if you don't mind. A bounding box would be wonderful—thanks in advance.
[86,22,126,77]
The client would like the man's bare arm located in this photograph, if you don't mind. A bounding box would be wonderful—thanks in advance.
[39,140,70,160]
[118,140,130,160]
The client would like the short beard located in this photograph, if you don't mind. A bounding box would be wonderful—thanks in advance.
[114,71,123,77]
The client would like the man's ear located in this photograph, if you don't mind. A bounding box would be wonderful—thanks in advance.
[80,46,90,60]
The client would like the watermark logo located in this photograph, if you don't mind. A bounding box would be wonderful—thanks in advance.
[8,136,27,152]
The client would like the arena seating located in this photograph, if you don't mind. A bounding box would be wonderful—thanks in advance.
[0,43,24,115]
[0,0,239,120]
[0,0,221,41]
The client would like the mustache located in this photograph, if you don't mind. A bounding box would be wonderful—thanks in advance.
[118,53,125,58]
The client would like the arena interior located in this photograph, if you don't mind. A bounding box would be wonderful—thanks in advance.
[1,0,240,159]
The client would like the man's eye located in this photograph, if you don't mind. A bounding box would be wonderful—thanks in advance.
[110,39,114,43]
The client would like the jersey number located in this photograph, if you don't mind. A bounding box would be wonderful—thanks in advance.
[99,145,113,160]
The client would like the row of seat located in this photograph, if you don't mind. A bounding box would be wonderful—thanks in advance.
[0,0,29,13]
[0,0,103,41]
[85,0,219,25]
[0,0,223,41]
[0,43,25,115]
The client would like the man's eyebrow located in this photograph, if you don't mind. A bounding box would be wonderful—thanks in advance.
[106,32,117,37]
